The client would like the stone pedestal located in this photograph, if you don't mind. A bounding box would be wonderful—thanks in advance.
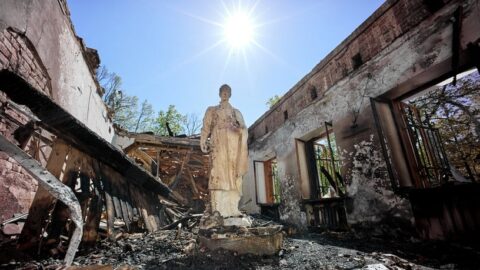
[198,224,283,255]
[223,216,252,227]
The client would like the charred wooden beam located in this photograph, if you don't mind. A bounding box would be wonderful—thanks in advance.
[1,213,28,226]
[0,71,173,198]
[128,144,195,154]
[18,140,73,255]
[170,151,192,189]
[126,133,202,150]
[452,6,463,85]
[127,148,156,175]
[467,42,480,73]
[185,168,199,196]
[91,161,115,239]
[166,122,174,136]
[82,176,103,246]
[160,213,202,230]
[0,134,82,266]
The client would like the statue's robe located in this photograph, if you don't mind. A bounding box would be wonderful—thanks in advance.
[200,102,248,217]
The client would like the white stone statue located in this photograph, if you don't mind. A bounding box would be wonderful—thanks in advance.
[200,84,248,219]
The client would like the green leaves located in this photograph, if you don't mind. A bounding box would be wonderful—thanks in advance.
[153,105,187,136]
[97,66,200,136]
[266,94,282,108]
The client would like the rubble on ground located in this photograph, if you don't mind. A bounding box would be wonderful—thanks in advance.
[5,215,479,270]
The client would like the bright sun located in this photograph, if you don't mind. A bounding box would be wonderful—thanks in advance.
[223,12,255,49]
[175,1,272,70]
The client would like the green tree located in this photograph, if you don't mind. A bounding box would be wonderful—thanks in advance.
[97,66,196,135]
[409,71,480,181]
[153,105,187,136]
[112,94,139,131]
[266,94,282,108]
[97,65,121,103]
[183,113,202,136]
[97,65,158,132]
[97,65,139,130]
[133,100,155,133]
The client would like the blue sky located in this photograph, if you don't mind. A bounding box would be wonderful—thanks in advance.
[68,0,385,126]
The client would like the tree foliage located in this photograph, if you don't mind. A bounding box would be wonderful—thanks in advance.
[97,65,140,130]
[409,71,480,181]
[134,100,155,133]
[184,113,202,136]
[153,105,187,136]
[266,94,282,108]
[98,65,202,136]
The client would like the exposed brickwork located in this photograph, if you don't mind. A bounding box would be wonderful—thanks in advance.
[249,0,434,140]
[244,0,480,234]
[0,92,38,222]
[0,152,38,222]
[0,28,52,97]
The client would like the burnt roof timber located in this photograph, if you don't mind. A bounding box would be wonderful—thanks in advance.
[130,133,202,148]
[0,71,173,198]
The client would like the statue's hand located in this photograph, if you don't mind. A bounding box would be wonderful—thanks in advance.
[200,141,208,153]
[230,123,242,133]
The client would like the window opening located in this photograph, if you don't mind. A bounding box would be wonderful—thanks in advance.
[399,68,480,185]
[310,86,318,100]
[352,53,363,70]
[254,158,281,204]
[271,159,281,204]
[297,125,348,230]
[423,0,445,13]
[309,122,345,198]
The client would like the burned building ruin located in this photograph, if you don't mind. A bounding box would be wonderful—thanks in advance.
[0,0,480,268]
[243,0,480,240]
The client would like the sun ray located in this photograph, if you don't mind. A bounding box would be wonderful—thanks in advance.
[251,40,286,66]
[237,0,243,13]
[173,7,223,27]
[247,0,261,17]
[252,40,303,75]
[220,0,233,19]
[219,47,234,81]
[159,40,224,78]
[240,48,255,92]
[255,3,322,28]
[241,48,250,75]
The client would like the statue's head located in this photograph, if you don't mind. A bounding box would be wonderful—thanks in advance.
[219,84,231,101]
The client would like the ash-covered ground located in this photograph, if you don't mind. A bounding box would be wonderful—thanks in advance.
[5,216,480,270]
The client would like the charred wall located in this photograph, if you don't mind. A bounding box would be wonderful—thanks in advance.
[0,1,181,261]
[0,0,113,141]
[0,0,115,225]
[245,0,480,235]
[0,62,178,262]
[0,92,39,222]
